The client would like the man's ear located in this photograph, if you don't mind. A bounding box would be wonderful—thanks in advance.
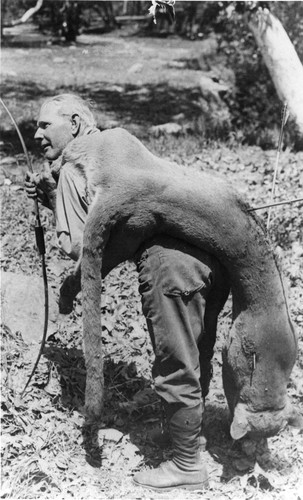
[71,114,81,136]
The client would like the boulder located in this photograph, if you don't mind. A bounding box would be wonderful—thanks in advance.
[1,271,58,344]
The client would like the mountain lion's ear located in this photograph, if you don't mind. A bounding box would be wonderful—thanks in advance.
[230,403,250,440]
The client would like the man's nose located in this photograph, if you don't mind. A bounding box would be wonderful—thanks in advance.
[34,127,43,140]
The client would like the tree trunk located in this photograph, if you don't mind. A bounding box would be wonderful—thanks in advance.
[11,0,44,26]
[248,8,303,137]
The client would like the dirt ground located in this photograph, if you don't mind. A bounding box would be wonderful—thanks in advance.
[1,23,303,500]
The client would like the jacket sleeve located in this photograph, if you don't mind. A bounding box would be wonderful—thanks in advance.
[55,163,88,261]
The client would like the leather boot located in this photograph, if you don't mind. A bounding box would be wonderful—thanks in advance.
[133,403,209,492]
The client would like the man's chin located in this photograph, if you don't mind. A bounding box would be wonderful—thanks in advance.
[44,150,58,161]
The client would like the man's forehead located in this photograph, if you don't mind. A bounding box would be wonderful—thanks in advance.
[38,102,64,122]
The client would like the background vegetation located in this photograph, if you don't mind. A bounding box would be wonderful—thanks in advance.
[2,1,303,148]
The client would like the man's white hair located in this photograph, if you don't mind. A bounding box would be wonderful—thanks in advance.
[42,93,97,128]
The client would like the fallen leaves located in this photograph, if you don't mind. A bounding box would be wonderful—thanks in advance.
[1,143,303,499]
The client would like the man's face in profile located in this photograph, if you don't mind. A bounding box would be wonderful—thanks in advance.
[34,103,74,161]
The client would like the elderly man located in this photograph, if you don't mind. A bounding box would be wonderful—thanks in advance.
[25,93,229,492]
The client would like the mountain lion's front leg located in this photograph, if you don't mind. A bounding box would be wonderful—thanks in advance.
[59,268,82,314]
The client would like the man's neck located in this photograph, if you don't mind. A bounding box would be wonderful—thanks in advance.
[49,126,98,175]
[82,126,98,136]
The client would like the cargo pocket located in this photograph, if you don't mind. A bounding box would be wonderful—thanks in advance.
[159,249,212,298]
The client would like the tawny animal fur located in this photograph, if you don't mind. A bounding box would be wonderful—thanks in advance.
[60,128,300,439]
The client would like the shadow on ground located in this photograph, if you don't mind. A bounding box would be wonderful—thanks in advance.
[42,342,236,473]
[43,343,156,467]
[1,78,202,155]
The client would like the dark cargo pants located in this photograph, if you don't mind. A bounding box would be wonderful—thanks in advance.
[136,236,230,408]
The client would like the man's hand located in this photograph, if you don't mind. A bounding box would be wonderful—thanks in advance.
[24,171,40,199]
[24,168,57,210]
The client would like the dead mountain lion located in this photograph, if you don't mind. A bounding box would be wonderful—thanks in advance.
[59,127,301,439]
